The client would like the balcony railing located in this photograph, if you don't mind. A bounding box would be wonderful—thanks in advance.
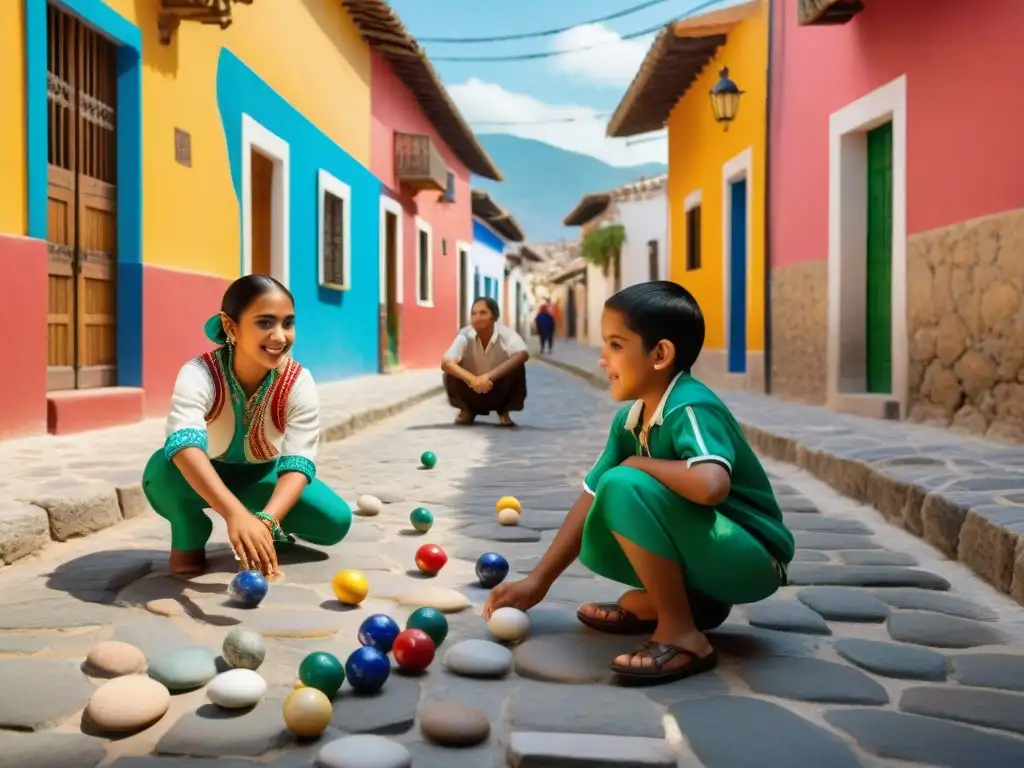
[158,0,254,45]
[394,132,447,193]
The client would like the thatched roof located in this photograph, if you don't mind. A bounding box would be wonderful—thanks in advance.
[342,0,502,180]
[797,0,864,25]
[471,189,524,243]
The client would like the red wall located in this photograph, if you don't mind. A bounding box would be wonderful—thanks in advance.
[0,235,48,438]
[370,51,471,369]
[142,265,229,417]
[770,0,1024,268]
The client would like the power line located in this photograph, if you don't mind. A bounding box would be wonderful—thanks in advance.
[471,113,612,127]
[428,0,728,62]
[417,0,674,44]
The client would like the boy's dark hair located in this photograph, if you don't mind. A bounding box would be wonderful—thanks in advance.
[472,296,501,320]
[605,281,705,374]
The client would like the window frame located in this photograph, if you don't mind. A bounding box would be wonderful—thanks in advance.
[317,169,352,291]
[415,215,434,307]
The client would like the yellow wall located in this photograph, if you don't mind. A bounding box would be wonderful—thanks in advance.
[0,0,370,277]
[0,3,27,236]
[667,0,768,353]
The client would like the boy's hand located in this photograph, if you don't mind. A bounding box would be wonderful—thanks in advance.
[482,575,547,619]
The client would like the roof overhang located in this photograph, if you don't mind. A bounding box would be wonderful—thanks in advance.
[563,193,612,227]
[471,189,524,242]
[797,0,864,26]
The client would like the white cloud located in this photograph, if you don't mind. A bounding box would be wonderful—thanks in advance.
[550,23,655,88]
[447,78,666,167]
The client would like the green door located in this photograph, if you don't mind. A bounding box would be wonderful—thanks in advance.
[865,122,893,394]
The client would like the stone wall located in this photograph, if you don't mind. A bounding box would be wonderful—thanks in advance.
[768,260,828,403]
[907,207,1024,442]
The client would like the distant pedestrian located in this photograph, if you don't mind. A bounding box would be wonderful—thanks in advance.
[441,296,529,427]
[141,275,352,577]
[534,303,556,354]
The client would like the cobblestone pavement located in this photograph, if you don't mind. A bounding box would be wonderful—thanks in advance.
[1,363,1024,767]
[541,342,1024,608]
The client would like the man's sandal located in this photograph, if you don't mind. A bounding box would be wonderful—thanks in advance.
[610,642,720,684]
[576,602,658,635]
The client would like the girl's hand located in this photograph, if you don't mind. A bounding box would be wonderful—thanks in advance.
[227,511,278,575]
[482,575,547,619]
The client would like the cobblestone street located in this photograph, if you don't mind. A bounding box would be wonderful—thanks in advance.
[1,363,1024,767]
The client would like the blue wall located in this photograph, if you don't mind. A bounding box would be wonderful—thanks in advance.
[216,50,381,381]
[473,219,506,255]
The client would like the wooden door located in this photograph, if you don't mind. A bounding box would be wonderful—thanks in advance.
[46,6,118,391]
[384,211,399,368]
[866,122,894,394]
[727,178,748,374]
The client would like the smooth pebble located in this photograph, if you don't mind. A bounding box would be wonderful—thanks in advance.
[443,639,513,678]
[315,734,411,768]
[396,586,469,612]
[222,628,266,670]
[207,668,267,708]
[488,607,531,641]
[497,508,521,526]
[419,701,490,746]
[85,674,170,733]
[357,494,383,516]
[147,645,219,691]
[85,640,147,677]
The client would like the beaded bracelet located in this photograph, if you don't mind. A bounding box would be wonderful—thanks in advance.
[251,509,294,544]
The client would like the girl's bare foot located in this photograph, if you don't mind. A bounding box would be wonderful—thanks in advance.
[169,548,207,575]
[499,412,516,427]
[455,409,474,425]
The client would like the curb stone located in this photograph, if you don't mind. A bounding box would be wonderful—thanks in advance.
[0,383,444,568]
[538,355,1024,608]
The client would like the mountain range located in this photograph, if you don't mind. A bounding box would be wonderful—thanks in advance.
[472,134,666,244]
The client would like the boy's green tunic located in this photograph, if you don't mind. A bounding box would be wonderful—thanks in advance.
[580,372,795,606]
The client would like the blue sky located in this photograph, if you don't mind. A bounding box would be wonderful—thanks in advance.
[387,0,733,167]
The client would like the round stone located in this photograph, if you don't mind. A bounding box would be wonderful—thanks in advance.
[299,651,346,698]
[419,701,490,746]
[420,451,438,469]
[495,496,522,514]
[86,674,170,733]
[497,508,521,526]
[357,494,383,516]
[488,607,531,642]
[207,668,268,708]
[409,507,434,533]
[85,640,147,677]
[284,686,333,738]
[222,628,266,670]
[228,569,269,607]
[316,734,411,768]
[396,586,469,613]
[406,606,449,647]
[333,569,370,605]
[443,639,513,678]
[147,645,219,691]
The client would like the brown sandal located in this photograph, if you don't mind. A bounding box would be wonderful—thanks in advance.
[577,602,658,635]
[610,642,719,684]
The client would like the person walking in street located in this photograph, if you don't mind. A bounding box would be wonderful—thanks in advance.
[442,296,529,427]
[534,302,556,355]
[482,281,794,685]
[141,274,352,577]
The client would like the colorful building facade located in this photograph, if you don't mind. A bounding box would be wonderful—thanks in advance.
[769,0,1024,440]
[1,0,382,438]
[366,7,502,370]
[468,189,524,329]
[607,0,768,391]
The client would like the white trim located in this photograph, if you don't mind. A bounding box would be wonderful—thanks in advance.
[721,147,754,374]
[378,196,404,305]
[455,240,471,329]
[414,215,435,308]
[683,189,702,213]
[827,75,908,415]
[241,114,290,288]
[317,169,351,291]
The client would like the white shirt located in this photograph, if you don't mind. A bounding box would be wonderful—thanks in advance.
[444,323,528,375]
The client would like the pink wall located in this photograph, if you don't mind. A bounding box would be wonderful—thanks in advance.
[370,51,472,369]
[770,0,1024,268]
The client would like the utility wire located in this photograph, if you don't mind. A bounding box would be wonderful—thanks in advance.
[471,113,612,126]
[417,0,674,43]
[428,0,728,62]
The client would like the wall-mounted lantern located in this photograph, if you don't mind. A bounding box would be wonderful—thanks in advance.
[710,67,744,131]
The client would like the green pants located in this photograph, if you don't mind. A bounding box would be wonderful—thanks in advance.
[142,450,352,552]
[580,466,780,606]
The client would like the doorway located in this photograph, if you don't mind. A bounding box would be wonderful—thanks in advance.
[383,209,400,369]
[727,177,748,374]
[250,149,273,275]
[458,246,470,328]
[46,5,118,391]
[865,121,893,394]
[514,281,523,335]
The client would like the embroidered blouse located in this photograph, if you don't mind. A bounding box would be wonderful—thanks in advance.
[163,346,319,483]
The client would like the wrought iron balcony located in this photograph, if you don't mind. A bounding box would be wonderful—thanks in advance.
[158,0,254,45]
[394,132,448,193]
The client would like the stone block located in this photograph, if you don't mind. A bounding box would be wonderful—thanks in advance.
[0,501,50,565]
[957,505,1023,593]
[507,732,678,768]
[919,492,970,558]
[26,478,121,541]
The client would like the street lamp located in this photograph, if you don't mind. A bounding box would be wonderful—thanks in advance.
[710,67,744,131]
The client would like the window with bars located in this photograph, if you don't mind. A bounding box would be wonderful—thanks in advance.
[686,204,702,271]
[318,170,351,290]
